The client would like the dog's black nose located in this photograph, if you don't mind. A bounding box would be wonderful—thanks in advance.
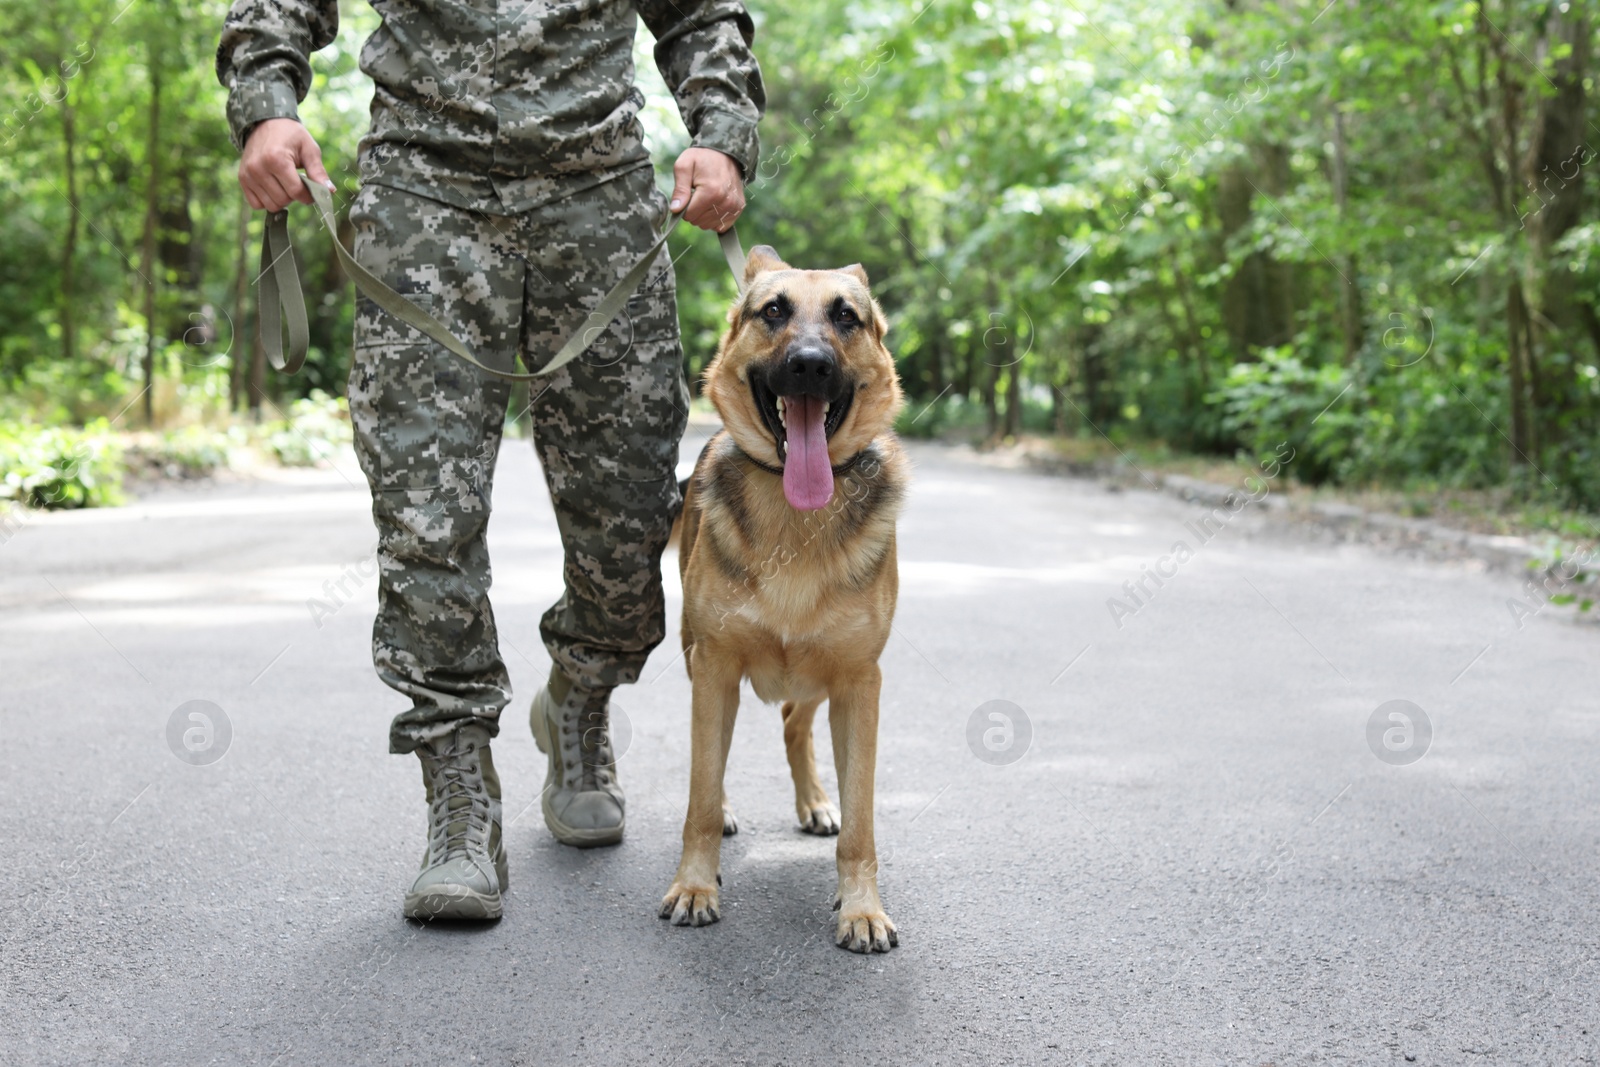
[785,346,834,381]
[768,345,836,397]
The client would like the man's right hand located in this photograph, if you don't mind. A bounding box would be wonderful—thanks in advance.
[239,118,334,212]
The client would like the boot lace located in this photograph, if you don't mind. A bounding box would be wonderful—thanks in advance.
[560,694,618,792]
[424,733,491,861]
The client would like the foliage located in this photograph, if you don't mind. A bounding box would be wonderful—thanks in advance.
[1529,543,1600,615]
[0,419,125,508]
[0,0,374,417]
[126,424,241,479]
[262,390,351,467]
[0,397,352,509]
[3,0,1600,521]
[1215,336,1512,490]
[1214,349,1353,483]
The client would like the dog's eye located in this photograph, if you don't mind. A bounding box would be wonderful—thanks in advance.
[837,306,858,324]
[762,301,785,320]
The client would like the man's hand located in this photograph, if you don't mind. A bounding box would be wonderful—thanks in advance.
[239,118,334,212]
[670,147,746,233]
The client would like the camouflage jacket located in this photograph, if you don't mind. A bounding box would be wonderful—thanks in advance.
[216,0,765,214]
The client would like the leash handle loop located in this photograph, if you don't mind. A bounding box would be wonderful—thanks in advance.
[259,205,309,374]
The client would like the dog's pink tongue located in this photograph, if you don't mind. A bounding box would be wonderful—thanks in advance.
[782,395,833,510]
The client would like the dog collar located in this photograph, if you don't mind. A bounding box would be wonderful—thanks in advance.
[735,446,868,478]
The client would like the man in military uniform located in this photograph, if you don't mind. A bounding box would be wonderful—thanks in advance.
[217,0,764,920]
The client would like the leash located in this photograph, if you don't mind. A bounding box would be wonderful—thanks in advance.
[258,172,748,382]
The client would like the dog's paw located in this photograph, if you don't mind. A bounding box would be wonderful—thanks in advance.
[722,807,739,836]
[835,908,898,953]
[798,801,840,835]
[659,882,721,926]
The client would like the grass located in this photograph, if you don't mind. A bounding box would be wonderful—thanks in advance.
[0,391,354,510]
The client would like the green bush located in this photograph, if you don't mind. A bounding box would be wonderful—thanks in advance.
[1213,339,1509,491]
[263,390,353,467]
[893,392,991,440]
[0,419,125,509]
[127,425,241,479]
[1212,348,1353,483]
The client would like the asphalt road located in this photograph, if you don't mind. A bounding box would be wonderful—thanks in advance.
[2,427,1597,1066]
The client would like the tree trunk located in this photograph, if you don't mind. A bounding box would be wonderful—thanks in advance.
[1521,10,1588,420]
[1003,363,1021,439]
[1079,325,1108,428]
[982,284,1007,440]
[60,101,78,366]
[160,169,198,291]
[231,200,250,413]
[956,336,974,402]
[982,356,998,440]
[1171,262,1210,446]
[1331,107,1363,363]
[249,318,267,418]
[1217,149,1295,356]
[140,57,162,426]
[1506,280,1532,466]
[921,314,946,401]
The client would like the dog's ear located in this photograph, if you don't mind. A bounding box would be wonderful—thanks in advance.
[867,294,890,341]
[838,264,886,338]
[743,245,789,287]
[837,263,870,287]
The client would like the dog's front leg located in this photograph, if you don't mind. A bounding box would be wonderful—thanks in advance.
[828,664,898,952]
[783,699,839,835]
[660,645,741,926]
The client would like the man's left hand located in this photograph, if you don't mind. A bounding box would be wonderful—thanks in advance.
[670,148,746,233]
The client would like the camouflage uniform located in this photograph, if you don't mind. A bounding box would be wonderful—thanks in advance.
[217,1,764,753]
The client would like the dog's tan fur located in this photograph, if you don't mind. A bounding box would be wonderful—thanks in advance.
[659,246,908,953]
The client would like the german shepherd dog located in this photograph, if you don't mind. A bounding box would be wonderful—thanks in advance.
[659,246,908,953]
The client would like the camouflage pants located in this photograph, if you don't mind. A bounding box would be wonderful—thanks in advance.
[347,165,689,754]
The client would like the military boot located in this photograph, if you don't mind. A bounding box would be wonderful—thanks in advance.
[529,667,625,847]
[403,722,509,920]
